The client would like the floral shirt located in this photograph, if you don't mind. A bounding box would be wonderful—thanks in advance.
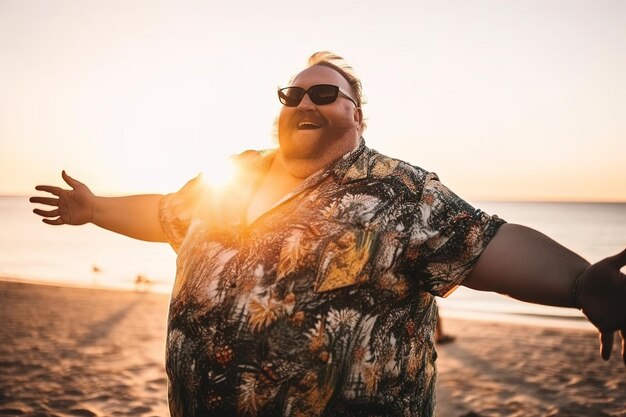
[159,141,505,417]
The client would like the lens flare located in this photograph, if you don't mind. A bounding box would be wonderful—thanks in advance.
[201,156,238,190]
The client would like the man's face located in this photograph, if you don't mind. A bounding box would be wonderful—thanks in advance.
[278,65,361,163]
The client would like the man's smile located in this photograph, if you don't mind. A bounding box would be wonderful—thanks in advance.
[297,121,322,130]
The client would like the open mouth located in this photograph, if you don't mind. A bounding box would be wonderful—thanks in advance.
[297,121,322,130]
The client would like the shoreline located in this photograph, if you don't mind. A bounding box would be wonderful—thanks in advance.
[1,275,594,330]
[0,274,174,296]
[1,280,625,416]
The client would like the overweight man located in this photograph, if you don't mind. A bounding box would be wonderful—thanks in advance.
[31,52,626,417]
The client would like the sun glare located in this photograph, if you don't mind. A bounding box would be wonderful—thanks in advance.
[200,157,239,190]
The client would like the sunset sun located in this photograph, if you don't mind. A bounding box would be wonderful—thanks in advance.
[200,155,239,190]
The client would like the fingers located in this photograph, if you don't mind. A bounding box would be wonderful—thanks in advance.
[604,248,626,269]
[33,208,59,218]
[34,185,64,196]
[29,196,59,206]
[600,331,614,361]
[62,170,83,189]
[42,217,64,226]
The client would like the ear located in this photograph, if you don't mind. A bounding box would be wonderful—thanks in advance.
[353,107,363,128]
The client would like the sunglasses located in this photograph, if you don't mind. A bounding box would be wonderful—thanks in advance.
[277,84,358,107]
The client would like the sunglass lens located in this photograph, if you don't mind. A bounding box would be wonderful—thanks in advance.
[310,85,338,105]
[278,88,305,107]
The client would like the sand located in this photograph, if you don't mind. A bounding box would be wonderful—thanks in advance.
[1,280,625,417]
[0,280,170,416]
[435,318,626,417]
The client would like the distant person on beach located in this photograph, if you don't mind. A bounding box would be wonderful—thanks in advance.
[30,52,625,417]
[134,274,152,292]
[435,307,455,345]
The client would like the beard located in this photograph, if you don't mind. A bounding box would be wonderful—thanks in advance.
[276,114,357,163]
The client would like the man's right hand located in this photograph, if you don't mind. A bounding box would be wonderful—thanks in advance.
[31,171,167,242]
[30,170,95,226]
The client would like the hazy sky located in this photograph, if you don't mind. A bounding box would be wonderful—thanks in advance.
[1,0,624,201]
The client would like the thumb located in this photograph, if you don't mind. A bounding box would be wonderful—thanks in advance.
[62,170,83,189]
[604,248,626,270]
[600,331,614,361]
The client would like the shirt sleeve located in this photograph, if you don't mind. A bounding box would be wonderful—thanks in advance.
[406,172,506,297]
[159,175,206,252]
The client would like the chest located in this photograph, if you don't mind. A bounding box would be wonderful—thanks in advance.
[245,173,304,226]
[177,180,413,308]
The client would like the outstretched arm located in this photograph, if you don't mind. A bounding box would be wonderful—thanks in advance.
[30,171,167,242]
[464,223,626,364]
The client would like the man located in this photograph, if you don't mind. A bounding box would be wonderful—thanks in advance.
[31,52,625,417]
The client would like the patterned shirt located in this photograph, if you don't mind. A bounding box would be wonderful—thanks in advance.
[159,141,505,417]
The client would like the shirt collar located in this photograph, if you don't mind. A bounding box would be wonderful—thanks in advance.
[241,138,371,202]
[331,138,371,184]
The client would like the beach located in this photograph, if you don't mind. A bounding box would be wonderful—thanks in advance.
[435,318,626,417]
[1,280,625,417]
[0,280,170,416]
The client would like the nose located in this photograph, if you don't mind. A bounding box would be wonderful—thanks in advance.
[296,92,316,111]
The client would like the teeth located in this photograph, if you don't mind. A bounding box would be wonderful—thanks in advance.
[298,121,320,128]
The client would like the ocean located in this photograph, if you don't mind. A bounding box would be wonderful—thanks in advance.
[2,196,624,329]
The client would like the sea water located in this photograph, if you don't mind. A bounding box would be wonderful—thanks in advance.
[0,196,176,294]
[1,196,624,328]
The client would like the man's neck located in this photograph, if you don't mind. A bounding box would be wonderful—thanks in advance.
[277,137,361,179]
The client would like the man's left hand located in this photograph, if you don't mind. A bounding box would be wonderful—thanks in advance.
[578,248,626,365]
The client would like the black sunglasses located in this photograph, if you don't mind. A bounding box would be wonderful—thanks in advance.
[277,84,358,107]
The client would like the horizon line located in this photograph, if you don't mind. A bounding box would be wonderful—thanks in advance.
[4,193,625,204]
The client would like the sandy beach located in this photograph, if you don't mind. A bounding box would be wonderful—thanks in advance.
[1,280,625,417]
[0,280,170,416]
[435,318,626,417]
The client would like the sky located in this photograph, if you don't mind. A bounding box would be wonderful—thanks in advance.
[1,0,625,202]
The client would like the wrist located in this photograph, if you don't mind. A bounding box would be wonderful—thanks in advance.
[90,195,97,223]
[570,270,585,310]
